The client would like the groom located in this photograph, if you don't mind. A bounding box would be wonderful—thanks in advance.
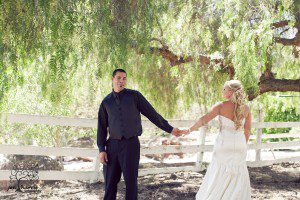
[97,68,181,200]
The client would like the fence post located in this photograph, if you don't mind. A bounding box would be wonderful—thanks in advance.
[255,108,263,162]
[91,155,100,183]
[196,125,207,170]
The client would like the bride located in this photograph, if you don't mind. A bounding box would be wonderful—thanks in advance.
[180,80,252,200]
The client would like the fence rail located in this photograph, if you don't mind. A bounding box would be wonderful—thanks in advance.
[0,113,299,181]
[3,113,300,129]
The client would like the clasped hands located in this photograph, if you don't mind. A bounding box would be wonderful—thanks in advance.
[171,127,191,137]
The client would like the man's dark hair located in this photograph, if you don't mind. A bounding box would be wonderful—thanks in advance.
[112,69,126,77]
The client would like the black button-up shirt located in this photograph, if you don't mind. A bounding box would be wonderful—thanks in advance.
[97,88,173,152]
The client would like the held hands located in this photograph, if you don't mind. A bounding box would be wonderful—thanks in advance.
[172,127,191,137]
[180,129,191,135]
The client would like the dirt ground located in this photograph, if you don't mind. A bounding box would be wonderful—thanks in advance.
[0,162,299,200]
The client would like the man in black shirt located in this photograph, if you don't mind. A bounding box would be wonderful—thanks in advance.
[97,69,181,200]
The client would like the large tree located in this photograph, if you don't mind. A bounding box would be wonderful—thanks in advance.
[0,0,299,116]
[148,0,300,101]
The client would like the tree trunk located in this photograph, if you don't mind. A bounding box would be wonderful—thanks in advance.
[248,78,300,100]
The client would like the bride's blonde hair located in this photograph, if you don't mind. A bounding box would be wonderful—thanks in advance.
[224,80,247,129]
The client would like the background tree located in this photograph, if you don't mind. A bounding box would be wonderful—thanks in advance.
[0,0,299,146]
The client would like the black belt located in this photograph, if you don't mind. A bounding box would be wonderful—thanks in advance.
[109,135,137,140]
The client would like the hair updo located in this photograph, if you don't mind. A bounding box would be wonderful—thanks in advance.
[225,80,247,129]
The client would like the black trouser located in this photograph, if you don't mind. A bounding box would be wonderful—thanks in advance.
[103,136,140,200]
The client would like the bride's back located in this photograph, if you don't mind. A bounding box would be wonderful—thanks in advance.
[219,101,249,121]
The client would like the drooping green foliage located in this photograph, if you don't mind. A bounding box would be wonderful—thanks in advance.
[0,0,299,117]
[0,0,299,147]
[0,0,166,105]
[263,100,300,141]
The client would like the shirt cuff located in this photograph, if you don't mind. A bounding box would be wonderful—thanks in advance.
[166,125,174,133]
[99,146,106,152]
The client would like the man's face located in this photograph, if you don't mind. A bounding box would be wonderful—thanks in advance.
[112,72,127,92]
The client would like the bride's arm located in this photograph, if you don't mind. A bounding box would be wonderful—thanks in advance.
[244,106,251,143]
[186,103,222,133]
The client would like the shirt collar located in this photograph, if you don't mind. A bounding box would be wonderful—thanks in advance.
[112,88,126,98]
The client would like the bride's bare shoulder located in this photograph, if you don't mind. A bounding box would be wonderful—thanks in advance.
[212,101,229,111]
[213,101,226,108]
[220,101,233,106]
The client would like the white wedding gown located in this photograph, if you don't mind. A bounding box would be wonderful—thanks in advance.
[195,115,251,200]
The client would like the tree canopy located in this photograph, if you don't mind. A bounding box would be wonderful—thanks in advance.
[1,0,299,117]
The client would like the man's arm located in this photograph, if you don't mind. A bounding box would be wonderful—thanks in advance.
[136,91,174,133]
[97,102,108,152]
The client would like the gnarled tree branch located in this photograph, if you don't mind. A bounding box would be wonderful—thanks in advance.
[274,33,300,46]
[148,39,299,101]
[150,47,235,78]
[248,78,300,100]
[272,20,300,47]
[150,47,193,66]
[271,20,290,28]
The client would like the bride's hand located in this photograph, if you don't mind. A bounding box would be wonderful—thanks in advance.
[180,129,190,136]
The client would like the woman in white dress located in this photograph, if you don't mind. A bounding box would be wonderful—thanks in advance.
[181,80,252,200]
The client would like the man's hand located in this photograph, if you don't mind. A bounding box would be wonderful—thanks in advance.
[172,128,191,137]
[99,152,108,165]
[172,128,182,137]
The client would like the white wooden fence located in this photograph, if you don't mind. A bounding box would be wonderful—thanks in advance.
[0,113,299,182]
